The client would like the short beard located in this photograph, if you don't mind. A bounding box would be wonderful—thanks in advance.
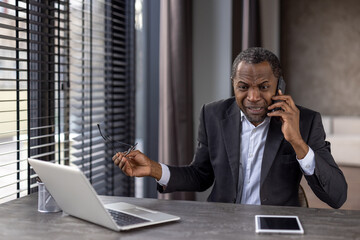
[244,113,267,125]
[240,102,269,126]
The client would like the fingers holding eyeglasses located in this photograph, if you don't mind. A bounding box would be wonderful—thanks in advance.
[112,150,139,174]
[113,151,128,165]
[112,150,155,178]
[113,144,139,173]
[123,143,138,157]
[112,152,129,175]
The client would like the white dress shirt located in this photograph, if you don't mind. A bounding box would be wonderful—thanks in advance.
[240,112,270,205]
[157,112,316,205]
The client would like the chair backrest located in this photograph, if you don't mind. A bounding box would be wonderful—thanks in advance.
[298,185,309,208]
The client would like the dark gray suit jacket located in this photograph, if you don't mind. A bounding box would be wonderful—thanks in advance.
[159,97,347,208]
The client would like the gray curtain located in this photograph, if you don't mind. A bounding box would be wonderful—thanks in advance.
[243,0,262,49]
[232,0,262,62]
[232,0,262,97]
[158,0,195,201]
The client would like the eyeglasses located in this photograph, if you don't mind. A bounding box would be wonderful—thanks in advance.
[97,123,137,156]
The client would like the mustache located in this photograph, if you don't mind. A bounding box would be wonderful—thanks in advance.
[244,102,269,108]
[244,105,267,108]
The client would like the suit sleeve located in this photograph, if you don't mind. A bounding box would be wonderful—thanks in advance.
[158,105,215,193]
[304,112,347,209]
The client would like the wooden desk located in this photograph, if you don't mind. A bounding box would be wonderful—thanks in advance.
[0,194,359,239]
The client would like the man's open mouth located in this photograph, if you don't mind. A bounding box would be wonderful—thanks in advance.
[246,107,265,114]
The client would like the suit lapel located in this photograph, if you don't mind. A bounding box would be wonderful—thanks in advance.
[260,117,284,187]
[221,102,241,196]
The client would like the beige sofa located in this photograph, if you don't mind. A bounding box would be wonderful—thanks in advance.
[322,116,360,167]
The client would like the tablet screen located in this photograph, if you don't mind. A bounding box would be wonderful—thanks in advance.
[255,215,304,234]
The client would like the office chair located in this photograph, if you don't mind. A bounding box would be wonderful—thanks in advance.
[298,185,309,208]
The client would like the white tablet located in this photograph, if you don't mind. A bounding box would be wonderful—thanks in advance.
[255,215,304,234]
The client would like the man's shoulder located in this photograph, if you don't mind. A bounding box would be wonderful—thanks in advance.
[203,97,237,115]
[297,105,321,121]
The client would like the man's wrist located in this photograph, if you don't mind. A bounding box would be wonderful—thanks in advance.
[150,162,162,181]
[297,147,315,175]
[290,138,309,160]
[157,163,170,186]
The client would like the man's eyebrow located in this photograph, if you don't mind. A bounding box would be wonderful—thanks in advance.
[259,80,270,85]
[235,81,248,85]
[235,80,270,85]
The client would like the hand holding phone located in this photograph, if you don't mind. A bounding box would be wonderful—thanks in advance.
[267,78,309,159]
[271,76,286,112]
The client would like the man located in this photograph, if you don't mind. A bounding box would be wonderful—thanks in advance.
[113,47,347,208]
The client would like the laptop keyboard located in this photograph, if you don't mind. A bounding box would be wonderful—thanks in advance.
[107,209,150,226]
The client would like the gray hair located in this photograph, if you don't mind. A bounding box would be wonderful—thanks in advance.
[231,47,282,79]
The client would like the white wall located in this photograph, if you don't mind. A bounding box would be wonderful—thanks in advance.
[193,0,232,201]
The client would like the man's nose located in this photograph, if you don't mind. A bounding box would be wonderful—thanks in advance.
[247,88,261,102]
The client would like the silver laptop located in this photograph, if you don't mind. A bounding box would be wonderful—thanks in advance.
[28,158,180,231]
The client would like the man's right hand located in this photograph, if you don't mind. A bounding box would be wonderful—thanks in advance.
[112,150,162,181]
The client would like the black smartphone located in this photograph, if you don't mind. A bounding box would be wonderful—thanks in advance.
[271,76,286,112]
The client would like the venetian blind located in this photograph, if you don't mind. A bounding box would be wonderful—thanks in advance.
[0,0,70,203]
[69,0,135,196]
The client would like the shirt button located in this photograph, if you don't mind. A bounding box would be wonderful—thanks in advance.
[305,164,310,168]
